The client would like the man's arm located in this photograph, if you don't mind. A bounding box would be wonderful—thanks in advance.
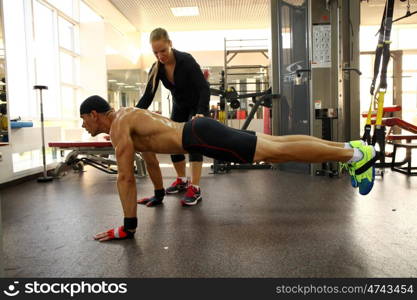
[141,152,164,190]
[115,134,137,218]
[94,131,137,242]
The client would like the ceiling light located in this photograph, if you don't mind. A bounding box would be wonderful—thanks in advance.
[108,79,117,82]
[125,86,134,88]
[171,6,199,17]
[116,82,125,85]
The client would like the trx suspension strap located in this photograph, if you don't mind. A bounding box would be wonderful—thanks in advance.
[361,0,395,171]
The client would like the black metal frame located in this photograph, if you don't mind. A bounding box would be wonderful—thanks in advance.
[315,109,339,177]
[390,142,417,176]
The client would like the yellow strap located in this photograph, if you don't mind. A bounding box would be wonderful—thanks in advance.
[218,110,226,124]
[365,94,375,126]
[375,90,385,126]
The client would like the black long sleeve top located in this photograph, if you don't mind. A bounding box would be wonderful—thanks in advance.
[136,49,210,115]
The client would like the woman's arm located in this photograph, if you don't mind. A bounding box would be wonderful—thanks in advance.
[136,63,160,109]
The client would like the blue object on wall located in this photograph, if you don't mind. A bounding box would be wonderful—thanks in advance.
[10,121,33,129]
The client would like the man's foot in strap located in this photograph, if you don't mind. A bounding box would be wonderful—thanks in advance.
[181,185,202,206]
[341,140,367,188]
[349,144,376,195]
[137,189,165,207]
[166,177,189,194]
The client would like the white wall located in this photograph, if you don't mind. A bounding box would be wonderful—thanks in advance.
[104,24,141,70]
[83,0,136,34]
[80,21,107,100]
[83,0,142,71]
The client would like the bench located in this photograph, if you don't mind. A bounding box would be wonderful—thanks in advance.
[48,141,147,178]
[386,134,417,176]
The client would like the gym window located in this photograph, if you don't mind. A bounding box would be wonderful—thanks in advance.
[32,0,81,122]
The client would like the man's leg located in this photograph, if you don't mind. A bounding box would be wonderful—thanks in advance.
[253,138,353,163]
[255,132,367,188]
[253,137,376,195]
[137,152,165,207]
[256,133,346,148]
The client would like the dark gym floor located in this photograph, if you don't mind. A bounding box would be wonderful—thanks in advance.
[1,155,417,278]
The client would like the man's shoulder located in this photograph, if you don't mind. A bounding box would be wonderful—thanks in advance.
[114,108,143,124]
[111,109,142,141]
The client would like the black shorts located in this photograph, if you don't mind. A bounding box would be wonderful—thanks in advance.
[182,118,257,163]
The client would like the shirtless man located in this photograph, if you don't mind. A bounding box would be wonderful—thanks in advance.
[80,95,376,242]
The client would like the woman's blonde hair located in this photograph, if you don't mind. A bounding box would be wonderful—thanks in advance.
[148,28,171,92]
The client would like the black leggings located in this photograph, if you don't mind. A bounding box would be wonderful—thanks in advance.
[182,118,257,163]
[170,105,205,162]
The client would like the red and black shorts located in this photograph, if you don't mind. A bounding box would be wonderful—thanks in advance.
[182,118,257,163]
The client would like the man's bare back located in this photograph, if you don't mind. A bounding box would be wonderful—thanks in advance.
[110,107,186,155]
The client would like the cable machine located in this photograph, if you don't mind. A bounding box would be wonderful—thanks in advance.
[209,79,279,174]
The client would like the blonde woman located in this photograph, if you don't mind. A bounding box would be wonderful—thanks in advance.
[136,28,210,206]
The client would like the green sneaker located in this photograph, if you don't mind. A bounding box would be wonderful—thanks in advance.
[341,162,358,188]
[341,140,367,188]
[349,144,376,195]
